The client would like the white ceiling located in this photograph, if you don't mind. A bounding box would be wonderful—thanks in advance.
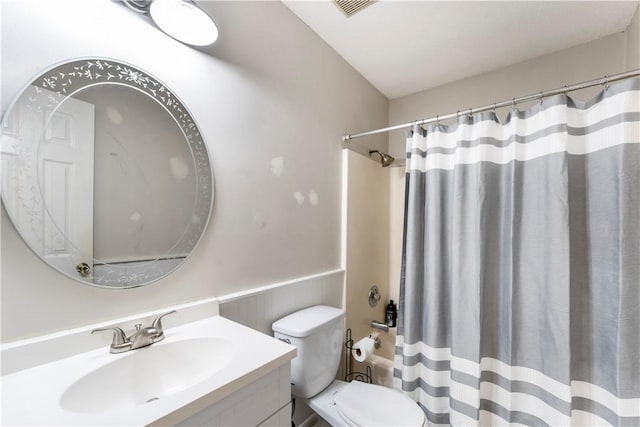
[282,1,639,99]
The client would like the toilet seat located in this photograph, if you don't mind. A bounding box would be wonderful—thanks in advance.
[333,380,425,427]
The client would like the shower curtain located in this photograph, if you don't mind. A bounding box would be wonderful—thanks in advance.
[394,78,640,426]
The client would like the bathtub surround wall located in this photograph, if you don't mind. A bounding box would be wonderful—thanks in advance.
[0,1,388,342]
[388,167,404,307]
[341,151,403,386]
[342,150,393,363]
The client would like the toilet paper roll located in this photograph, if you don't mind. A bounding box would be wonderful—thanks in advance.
[352,336,375,362]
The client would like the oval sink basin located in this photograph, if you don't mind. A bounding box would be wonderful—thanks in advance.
[60,337,234,413]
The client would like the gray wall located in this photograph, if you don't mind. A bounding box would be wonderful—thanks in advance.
[0,0,388,341]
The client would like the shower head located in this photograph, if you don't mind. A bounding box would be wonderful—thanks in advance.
[368,150,395,167]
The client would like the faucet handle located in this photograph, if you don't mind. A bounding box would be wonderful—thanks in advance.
[91,327,128,346]
[151,310,176,335]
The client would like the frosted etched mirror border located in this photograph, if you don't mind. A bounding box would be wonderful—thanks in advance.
[1,58,214,288]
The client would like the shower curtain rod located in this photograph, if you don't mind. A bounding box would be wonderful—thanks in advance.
[342,69,640,141]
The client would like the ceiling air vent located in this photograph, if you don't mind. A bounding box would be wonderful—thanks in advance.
[333,0,376,17]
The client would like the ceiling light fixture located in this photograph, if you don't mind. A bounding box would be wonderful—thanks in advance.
[150,0,218,46]
[123,0,218,46]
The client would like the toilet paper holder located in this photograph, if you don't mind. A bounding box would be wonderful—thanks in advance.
[367,332,381,349]
[344,328,373,384]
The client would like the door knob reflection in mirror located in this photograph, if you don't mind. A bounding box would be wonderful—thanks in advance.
[76,262,91,276]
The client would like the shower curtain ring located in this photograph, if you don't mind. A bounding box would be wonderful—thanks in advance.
[603,75,610,90]
[435,115,439,125]
[511,98,516,109]
[564,85,569,95]
[468,107,473,119]
[539,91,544,104]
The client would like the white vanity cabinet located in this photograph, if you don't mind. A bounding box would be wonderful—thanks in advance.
[176,364,292,427]
[1,313,296,427]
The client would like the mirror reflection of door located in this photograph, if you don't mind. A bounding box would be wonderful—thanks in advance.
[1,86,95,279]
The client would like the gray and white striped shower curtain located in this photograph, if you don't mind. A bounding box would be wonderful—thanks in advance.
[394,78,640,426]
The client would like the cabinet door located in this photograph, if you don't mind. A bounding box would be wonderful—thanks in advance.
[176,364,291,427]
[258,402,291,427]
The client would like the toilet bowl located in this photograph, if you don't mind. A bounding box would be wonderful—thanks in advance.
[307,379,425,427]
[272,305,425,427]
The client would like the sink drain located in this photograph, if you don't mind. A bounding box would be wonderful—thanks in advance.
[146,397,160,403]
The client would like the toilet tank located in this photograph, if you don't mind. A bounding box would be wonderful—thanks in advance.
[272,305,345,399]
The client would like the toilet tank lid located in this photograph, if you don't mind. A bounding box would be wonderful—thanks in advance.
[272,305,345,338]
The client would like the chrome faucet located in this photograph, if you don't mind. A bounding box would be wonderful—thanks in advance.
[91,310,176,354]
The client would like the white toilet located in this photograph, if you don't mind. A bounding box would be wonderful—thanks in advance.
[272,305,426,427]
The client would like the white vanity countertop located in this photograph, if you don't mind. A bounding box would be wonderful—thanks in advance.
[1,316,296,426]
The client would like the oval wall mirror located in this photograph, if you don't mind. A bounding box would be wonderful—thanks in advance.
[1,58,214,288]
